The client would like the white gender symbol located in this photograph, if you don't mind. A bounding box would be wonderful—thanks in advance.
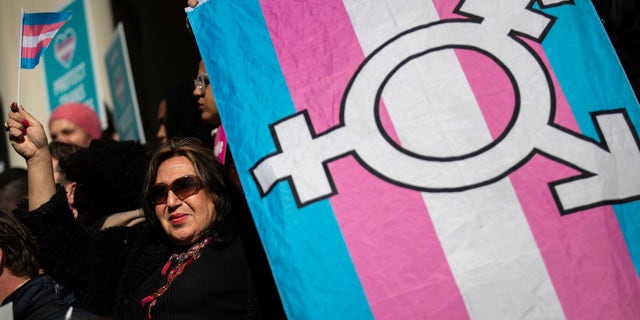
[252,0,640,214]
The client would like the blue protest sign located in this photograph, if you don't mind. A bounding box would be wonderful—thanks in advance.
[104,22,145,142]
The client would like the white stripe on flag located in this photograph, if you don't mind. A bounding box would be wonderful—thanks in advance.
[21,30,58,48]
[343,0,565,318]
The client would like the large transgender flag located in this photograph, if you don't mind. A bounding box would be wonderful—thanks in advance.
[188,0,640,318]
[20,11,72,69]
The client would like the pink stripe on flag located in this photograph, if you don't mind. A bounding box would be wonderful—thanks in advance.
[329,159,469,319]
[260,1,467,318]
[512,158,640,319]
[439,0,640,314]
[21,38,52,59]
[509,44,640,319]
[22,21,67,36]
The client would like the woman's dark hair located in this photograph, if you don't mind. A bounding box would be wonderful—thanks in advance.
[0,168,28,188]
[49,141,82,160]
[0,211,39,278]
[61,139,150,227]
[143,137,234,246]
[48,141,81,183]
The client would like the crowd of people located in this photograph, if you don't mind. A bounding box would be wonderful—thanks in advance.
[0,1,285,316]
[0,50,286,318]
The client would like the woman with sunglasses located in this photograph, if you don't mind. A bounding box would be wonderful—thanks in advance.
[6,102,259,319]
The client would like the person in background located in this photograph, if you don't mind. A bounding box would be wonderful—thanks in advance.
[59,139,150,229]
[191,59,230,170]
[156,98,168,144]
[193,60,221,127]
[48,140,148,229]
[0,210,98,319]
[0,168,28,214]
[49,102,102,148]
[157,79,215,146]
[101,105,119,142]
[49,141,81,186]
[49,141,82,218]
[6,102,259,318]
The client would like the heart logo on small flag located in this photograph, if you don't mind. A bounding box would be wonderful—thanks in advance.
[54,28,76,69]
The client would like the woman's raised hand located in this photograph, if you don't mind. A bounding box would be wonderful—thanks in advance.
[7,102,56,210]
[6,102,49,162]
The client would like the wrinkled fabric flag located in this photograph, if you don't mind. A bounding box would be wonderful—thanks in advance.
[188,0,640,319]
[21,11,72,69]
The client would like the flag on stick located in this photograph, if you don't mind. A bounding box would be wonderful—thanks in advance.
[20,11,72,69]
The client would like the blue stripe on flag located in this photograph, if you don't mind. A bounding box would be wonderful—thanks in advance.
[188,1,373,319]
[20,57,40,69]
[542,2,640,275]
[23,11,72,26]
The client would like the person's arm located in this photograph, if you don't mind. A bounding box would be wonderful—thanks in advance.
[99,208,145,229]
[6,102,56,210]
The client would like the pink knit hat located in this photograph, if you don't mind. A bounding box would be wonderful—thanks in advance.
[49,103,102,140]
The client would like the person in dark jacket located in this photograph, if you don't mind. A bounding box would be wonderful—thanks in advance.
[0,210,97,320]
[6,102,259,319]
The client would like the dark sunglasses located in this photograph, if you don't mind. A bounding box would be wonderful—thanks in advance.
[148,175,203,204]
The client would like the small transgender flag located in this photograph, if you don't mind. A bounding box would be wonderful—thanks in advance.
[20,11,72,69]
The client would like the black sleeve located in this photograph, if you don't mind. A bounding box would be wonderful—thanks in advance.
[13,185,141,314]
[231,191,287,319]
